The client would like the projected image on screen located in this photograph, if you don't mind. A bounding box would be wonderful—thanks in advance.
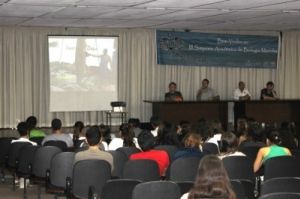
[48,36,118,112]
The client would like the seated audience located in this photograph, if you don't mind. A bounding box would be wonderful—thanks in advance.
[72,121,86,148]
[205,120,224,147]
[12,121,37,146]
[279,122,298,150]
[128,118,143,137]
[99,124,112,145]
[42,118,73,147]
[260,81,279,100]
[26,116,45,138]
[219,132,246,159]
[108,123,137,150]
[130,130,169,176]
[156,122,181,147]
[239,121,265,148]
[174,133,203,160]
[181,155,236,199]
[74,126,114,171]
[253,130,291,173]
[150,116,161,137]
[165,81,183,102]
[176,120,191,144]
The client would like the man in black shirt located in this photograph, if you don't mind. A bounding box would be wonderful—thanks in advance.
[165,82,183,102]
[260,81,279,100]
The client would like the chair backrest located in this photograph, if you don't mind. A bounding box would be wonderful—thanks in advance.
[7,142,32,168]
[116,147,140,158]
[29,137,44,146]
[107,150,127,178]
[202,142,219,154]
[44,140,68,151]
[72,159,111,199]
[261,177,300,196]
[230,180,246,199]
[122,159,160,182]
[50,152,75,188]
[32,146,62,178]
[101,179,141,199]
[222,156,255,182]
[17,145,40,174]
[170,157,201,181]
[175,181,194,196]
[264,156,300,181]
[132,181,181,199]
[0,137,15,166]
[258,193,300,199]
[154,145,178,162]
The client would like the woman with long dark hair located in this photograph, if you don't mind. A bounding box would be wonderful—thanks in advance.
[108,123,137,150]
[181,155,236,199]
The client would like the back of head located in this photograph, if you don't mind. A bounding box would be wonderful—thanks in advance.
[220,132,238,153]
[189,155,236,199]
[137,130,155,151]
[51,118,62,131]
[128,118,140,128]
[86,126,101,146]
[74,121,84,138]
[26,116,37,131]
[184,133,201,149]
[150,116,161,128]
[120,123,135,147]
[267,130,282,145]
[17,121,29,137]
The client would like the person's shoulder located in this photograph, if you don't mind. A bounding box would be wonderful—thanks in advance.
[181,192,189,199]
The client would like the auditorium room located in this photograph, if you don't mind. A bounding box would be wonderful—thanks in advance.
[1,0,300,199]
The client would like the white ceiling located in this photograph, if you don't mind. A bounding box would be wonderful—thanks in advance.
[0,0,300,31]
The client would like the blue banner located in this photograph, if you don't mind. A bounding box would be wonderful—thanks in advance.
[156,30,278,68]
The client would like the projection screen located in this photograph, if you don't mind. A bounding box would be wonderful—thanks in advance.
[48,36,118,112]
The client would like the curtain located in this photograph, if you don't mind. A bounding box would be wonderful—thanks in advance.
[0,26,299,128]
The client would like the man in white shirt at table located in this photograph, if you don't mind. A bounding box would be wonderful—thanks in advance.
[233,81,251,100]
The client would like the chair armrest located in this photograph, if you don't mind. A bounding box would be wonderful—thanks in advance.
[65,177,72,199]
[88,186,98,199]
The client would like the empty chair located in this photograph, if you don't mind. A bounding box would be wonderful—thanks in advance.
[169,157,201,181]
[132,181,181,199]
[175,181,193,196]
[101,179,141,199]
[264,156,300,181]
[0,137,15,182]
[222,156,255,199]
[154,145,178,162]
[116,147,140,158]
[31,146,62,199]
[261,177,300,196]
[29,137,44,146]
[46,151,75,197]
[122,159,160,182]
[107,150,127,178]
[202,142,219,154]
[258,193,300,199]
[44,140,68,151]
[231,180,246,199]
[69,159,111,199]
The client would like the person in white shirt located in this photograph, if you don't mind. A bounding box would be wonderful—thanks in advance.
[150,116,161,137]
[12,122,37,146]
[233,81,251,100]
[218,132,246,159]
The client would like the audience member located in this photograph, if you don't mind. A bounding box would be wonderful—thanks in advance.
[219,132,246,159]
[260,81,279,100]
[74,126,114,171]
[12,122,37,146]
[176,120,191,144]
[205,120,224,147]
[130,130,169,176]
[150,116,161,137]
[156,122,181,147]
[72,121,86,148]
[174,133,203,160]
[128,118,143,137]
[165,82,183,102]
[253,130,291,173]
[181,155,236,199]
[108,123,137,150]
[26,116,45,138]
[99,124,112,145]
[196,79,219,101]
[42,118,73,147]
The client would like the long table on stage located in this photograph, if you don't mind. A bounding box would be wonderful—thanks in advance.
[144,100,300,126]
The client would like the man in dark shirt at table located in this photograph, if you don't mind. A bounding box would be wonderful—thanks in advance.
[165,82,183,102]
[260,81,279,100]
